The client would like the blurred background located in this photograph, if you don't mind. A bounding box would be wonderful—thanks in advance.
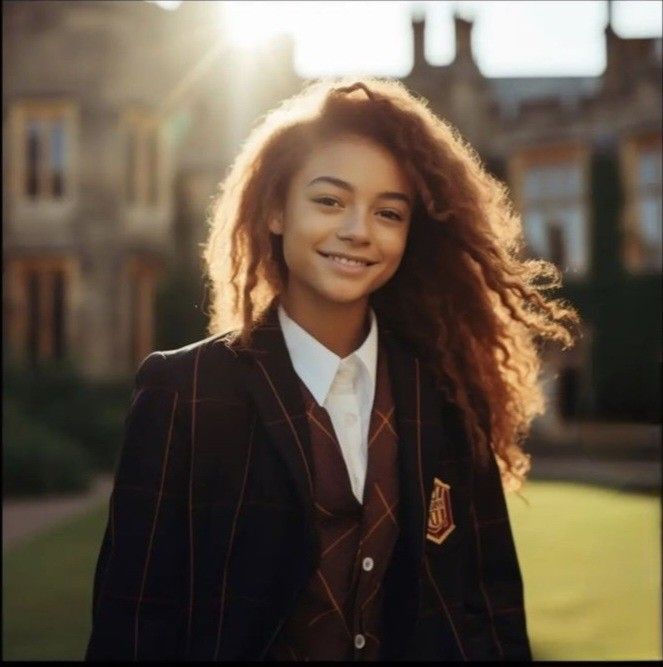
[3,0,661,660]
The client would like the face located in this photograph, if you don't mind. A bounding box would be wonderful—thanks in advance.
[268,134,413,311]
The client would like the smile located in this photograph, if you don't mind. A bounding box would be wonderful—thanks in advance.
[317,251,377,267]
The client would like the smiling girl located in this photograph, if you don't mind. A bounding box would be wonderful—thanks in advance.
[87,78,577,661]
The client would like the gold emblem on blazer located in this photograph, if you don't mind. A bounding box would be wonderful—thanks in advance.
[426,477,455,545]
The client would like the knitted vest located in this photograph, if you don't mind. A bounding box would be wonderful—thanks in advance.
[268,345,400,661]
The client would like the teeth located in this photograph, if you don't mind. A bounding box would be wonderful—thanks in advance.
[328,254,368,267]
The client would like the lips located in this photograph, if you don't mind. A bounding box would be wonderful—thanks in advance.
[317,251,377,267]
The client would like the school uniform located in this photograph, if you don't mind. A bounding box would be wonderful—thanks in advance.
[85,297,532,661]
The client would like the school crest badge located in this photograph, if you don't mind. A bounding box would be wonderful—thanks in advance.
[426,478,455,545]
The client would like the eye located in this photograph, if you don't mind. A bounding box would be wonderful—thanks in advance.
[312,196,342,208]
[378,209,404,222]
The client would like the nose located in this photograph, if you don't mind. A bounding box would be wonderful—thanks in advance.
[336,207,370,245]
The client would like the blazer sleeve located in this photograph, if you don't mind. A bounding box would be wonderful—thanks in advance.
[461,445,532,661]
[86,351,189,661]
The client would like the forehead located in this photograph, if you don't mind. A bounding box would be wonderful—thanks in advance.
[294,135,412,195]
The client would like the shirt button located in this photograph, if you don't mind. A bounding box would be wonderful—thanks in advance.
[362,556,374,572]
[354,633,366,649]
[345,413,357,426]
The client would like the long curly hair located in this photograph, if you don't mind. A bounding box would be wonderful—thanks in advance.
[203,77,579,492]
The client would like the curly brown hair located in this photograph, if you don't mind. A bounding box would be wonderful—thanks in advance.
[203,77,579,492]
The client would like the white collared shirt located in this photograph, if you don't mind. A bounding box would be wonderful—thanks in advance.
[278,304,378,503]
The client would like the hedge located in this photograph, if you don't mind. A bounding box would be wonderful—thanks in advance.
[3,399,93,497]
[3,358,132,473]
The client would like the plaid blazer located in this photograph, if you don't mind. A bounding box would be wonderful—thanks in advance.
[85,301,532,661]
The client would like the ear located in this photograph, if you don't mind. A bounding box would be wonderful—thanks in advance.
[268,214,284,235]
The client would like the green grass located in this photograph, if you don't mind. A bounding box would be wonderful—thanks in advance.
[3,481,661,660]
[3,503,108,660]
[505,482,661,660]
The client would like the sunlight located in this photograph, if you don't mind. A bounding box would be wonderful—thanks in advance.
[222,1,411,75]
[222,1,292,51]
[147,1,662,78]
[147,0,182,10]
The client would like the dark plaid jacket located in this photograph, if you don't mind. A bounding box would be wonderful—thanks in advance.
[85,302,532,661]
[268,345,400,660]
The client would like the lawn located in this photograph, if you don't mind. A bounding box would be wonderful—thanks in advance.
[3,502,108,660]
[2,481,661,660]
[506,481,661,661]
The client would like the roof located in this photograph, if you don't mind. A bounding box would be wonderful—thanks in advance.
[488,76,602,117]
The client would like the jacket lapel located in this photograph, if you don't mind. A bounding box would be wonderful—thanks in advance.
[380,325,461,657]
[378,327,428,652]
[233,302,318,547]
[381,327,438,561]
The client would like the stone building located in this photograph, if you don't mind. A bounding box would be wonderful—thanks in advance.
[406,11,661,437]
[3,1,661,438]
[2,0,298,378]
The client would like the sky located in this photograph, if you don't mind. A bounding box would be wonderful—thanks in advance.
[150,0,663,78]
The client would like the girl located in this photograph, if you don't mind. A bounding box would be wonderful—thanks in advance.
[86,78,577,661]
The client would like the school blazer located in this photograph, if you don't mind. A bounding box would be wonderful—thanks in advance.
[86,302,532,661]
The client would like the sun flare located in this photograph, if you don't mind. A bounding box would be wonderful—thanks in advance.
[222,1,294,51]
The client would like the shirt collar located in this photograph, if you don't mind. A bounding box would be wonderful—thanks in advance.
[278,303,378,407]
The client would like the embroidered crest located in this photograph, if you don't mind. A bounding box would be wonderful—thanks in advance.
[426,477,455,545]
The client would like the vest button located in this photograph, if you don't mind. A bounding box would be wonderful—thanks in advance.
[362,556,374,572]
[354,633,366,649]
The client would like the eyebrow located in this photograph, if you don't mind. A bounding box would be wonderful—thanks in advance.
[306,175,412,208]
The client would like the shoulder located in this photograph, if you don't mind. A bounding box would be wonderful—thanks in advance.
[135,332,246,398]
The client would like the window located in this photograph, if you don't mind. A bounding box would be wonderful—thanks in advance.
[124,111,162,208]
[11,101,76,202]
[511,145,590,277]
[622,135,662,272]
[4,257,78,364]
[126,257,161,368]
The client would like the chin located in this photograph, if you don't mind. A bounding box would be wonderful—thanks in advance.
[318,285,372,305]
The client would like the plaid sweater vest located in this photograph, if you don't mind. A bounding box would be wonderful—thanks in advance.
[268,345,400,661]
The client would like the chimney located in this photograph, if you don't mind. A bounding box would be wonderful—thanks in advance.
[454,13,474,62]
[412,15,426,70]
[606,0,614,33]
[602,0,623,93]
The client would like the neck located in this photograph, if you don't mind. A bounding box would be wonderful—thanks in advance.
[280,290,370,358]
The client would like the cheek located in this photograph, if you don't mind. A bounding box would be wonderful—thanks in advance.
[281,231,304,272]
[284,203,333,248]
[382,226,410,265]
[280,208,321,269]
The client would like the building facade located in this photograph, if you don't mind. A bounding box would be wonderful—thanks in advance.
[3,2,660,435]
